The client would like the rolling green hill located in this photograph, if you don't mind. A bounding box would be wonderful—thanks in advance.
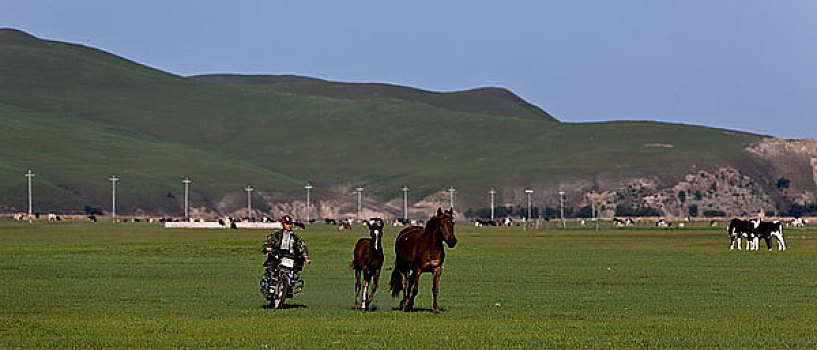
[191,74,556,121]
[0,28,764,216]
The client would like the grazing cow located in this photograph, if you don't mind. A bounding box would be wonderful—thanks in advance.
[710,220,718,227]
[294,221,306,230]
[325,218,337,225]
[655,219,672,227]
[749,219,786,251]
[727,218,753,250]
[474,219,496,227]
[351,218,385,310]
[613,218,635,227]
[87,215,97,222]
[788,217,805,227]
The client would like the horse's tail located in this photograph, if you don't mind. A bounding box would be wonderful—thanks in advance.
[389,260,404,298]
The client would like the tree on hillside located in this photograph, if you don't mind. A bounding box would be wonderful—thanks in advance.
[688,204,698,217]
[776,177,791,189]
[84,205,103,215]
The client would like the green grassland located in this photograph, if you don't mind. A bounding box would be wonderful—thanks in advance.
[0,29,763,213]
[1,222,816,349]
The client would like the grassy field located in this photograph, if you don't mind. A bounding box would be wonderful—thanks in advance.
[2,222,816,349]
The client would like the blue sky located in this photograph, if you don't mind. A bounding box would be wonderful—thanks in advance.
[3,0,816,138]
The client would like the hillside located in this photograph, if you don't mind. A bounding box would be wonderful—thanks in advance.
[4,28,808,219]
[191,74,556,121]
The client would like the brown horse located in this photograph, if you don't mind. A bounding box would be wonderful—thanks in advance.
[389,208,457,312]
[352,218,385,310]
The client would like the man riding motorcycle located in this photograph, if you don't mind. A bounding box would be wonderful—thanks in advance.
[262,215,311,276]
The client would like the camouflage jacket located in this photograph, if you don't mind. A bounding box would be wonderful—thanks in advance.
[262,229,309,259]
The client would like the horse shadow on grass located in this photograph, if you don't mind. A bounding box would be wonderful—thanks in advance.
[390,307,444,313]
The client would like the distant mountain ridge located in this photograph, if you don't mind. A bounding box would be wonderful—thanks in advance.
[3,28,813,218]
[191,74,557,121]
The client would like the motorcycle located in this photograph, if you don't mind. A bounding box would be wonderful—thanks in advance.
[259,249,304,309]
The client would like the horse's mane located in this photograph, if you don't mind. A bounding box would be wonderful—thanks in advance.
[424,215,440,234]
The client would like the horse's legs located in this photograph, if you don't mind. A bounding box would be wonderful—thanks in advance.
[406,269,421,312]
[401,270,413,311]
[354,268,362,309]
[361,276,369,310]
[369,268,381,306]
[431,266,442,313]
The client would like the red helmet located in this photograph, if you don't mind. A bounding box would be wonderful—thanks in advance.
[280,215,294,225]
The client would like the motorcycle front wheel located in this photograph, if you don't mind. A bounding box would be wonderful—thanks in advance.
[273,276,289,309]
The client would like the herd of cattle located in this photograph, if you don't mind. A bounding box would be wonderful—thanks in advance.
[8,211,806,251]
[727,218,787,251]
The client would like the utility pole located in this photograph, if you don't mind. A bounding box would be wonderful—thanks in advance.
[525,189,534,221]
[402,186,409,221]
[182,177,192,220]
[525,189,534,228]
[448,187,456,211]
[355,187,363,222]
[558,191,566,229]
[592,191,598,230]
[25,169,35,221]
[244,185,254,220]
[109,175,119,220]
[305,184,313,223]
[490,188,496,222]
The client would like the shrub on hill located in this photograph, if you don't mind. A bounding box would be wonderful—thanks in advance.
[615,204,663,217]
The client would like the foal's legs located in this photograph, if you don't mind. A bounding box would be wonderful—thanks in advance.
[361,276,370,310]
[431,266,442,313]
[369,268,381,307]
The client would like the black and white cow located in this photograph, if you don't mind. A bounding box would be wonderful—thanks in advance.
[748,219,786,251]
[727,218,753,251]
[613,218,635,227]
[656,219,672,227]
